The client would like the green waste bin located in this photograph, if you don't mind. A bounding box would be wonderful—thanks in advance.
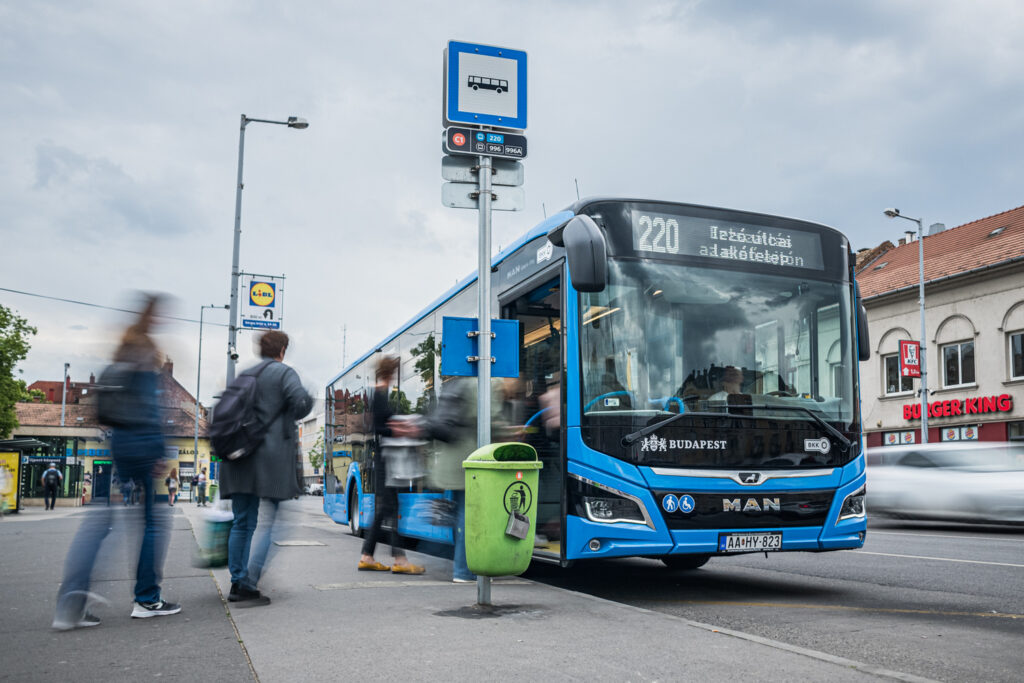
[463,442,543,577]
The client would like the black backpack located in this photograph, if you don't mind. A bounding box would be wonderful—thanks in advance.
[209,361,274,461]
[44,469,60,486]
[95,362,145,428]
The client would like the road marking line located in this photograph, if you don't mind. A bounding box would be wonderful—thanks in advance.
[657,600,1023,620]
[849,549,1024,568]
[870,529,1024,542]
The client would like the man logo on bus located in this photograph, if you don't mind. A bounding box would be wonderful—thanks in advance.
[249,282,275,307]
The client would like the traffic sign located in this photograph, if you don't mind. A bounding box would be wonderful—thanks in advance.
[445,127,527,159]
[441,155,524,186]
[442,182,524,211]
[445,41,527,130]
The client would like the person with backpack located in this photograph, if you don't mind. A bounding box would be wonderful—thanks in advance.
[41,463,63,510]
[217,330,313,606]
[52,294,182,630]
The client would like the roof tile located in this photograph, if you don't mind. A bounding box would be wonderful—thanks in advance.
[856,204,1024,298]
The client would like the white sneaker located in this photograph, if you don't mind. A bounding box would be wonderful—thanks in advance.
[131,599,182,618]
[452,577,476,583]
[52,611,101,630]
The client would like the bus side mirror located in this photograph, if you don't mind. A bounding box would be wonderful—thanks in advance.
[857,298,870,361]
[548,215,606,292]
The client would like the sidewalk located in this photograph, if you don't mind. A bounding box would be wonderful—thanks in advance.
[1,499,910,682]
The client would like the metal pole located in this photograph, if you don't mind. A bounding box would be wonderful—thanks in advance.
[476,154,493,606]
[194,306,205,502]
[60,363,69,427]
[227,115,248,385]
[917,219,929,443]
[61,362,69,473]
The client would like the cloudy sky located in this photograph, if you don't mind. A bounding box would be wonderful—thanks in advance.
[3,0,1023,406]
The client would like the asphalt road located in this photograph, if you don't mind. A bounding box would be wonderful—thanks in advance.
[524,519,1024,683]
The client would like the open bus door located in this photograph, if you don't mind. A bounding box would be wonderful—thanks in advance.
[501,273,564,561]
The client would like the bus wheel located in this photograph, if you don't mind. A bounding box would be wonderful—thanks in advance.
[495,88,503,93]
[349,491,362,537]
[661,554,710,570]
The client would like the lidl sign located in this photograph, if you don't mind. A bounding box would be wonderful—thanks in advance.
[241,275,284,330]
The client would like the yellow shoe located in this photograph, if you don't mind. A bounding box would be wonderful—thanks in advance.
[357,560,391,571]
[391,563,425,575]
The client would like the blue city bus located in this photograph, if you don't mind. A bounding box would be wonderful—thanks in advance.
[323,198,870,568]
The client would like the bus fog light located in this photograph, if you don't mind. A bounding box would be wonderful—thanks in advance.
[588,539,602,552]
[839,485,866,521]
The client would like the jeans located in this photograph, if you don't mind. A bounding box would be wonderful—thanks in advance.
[361,486,405,559]
[55,453,168,618]
[228,495,280,589]
[44,484,58,509]
[452,490,475,581]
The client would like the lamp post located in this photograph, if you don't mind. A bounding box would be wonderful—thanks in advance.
[226,114,309,385]
[60,362,69,466]
[195,304,228,500]
[884,208,929,443]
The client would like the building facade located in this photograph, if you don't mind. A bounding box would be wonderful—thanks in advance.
[12,360,212,506]
[856,205,1024,447]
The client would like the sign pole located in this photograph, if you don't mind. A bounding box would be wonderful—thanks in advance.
[476,153,493,606]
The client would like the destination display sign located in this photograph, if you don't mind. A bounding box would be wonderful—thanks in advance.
[629,209,825,271]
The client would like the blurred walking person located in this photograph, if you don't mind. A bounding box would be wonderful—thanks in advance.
[358,356,424,574]
[52,294,181,630]
[219,331,313,606]
[41,463,63,510]
[391,377,477,583]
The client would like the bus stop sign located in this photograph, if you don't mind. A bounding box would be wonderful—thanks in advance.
[445,41,527,130]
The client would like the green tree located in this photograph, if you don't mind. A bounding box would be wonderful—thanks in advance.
[307,427,325,472]
[17,380,47,403]
[0,305,37,438]
[412,333,440,414]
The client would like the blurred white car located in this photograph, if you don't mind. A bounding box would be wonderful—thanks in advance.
[305,482,324,496]
[866,442,1024,525]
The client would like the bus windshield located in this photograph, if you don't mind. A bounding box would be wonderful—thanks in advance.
[579,257,860,469]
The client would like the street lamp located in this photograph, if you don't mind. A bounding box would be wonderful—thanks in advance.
[226,114,309,385]
[195,304,228,500]
[884,208,929,443]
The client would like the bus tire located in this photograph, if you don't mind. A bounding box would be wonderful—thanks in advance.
[349,490,363,537]
[661,554,710,570]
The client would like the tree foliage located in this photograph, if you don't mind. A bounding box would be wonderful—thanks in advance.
[0,305,37,438]
[307,427,325,472]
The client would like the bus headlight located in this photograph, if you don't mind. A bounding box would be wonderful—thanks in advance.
[838,485,866,521]
[569,474,653,528]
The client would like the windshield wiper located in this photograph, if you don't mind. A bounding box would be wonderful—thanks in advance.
[621,403,852,453]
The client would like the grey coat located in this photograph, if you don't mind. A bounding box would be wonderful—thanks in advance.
[219,360,314,501]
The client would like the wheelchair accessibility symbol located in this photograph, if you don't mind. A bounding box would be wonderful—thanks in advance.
[679,495,695,513]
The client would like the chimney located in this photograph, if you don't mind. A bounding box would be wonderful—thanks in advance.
[89,372,96,384]
[904,230,915,243]
[163,359,174,376]
[897,238,905,246]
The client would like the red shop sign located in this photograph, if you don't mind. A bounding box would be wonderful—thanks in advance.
[903,394,1013,420]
